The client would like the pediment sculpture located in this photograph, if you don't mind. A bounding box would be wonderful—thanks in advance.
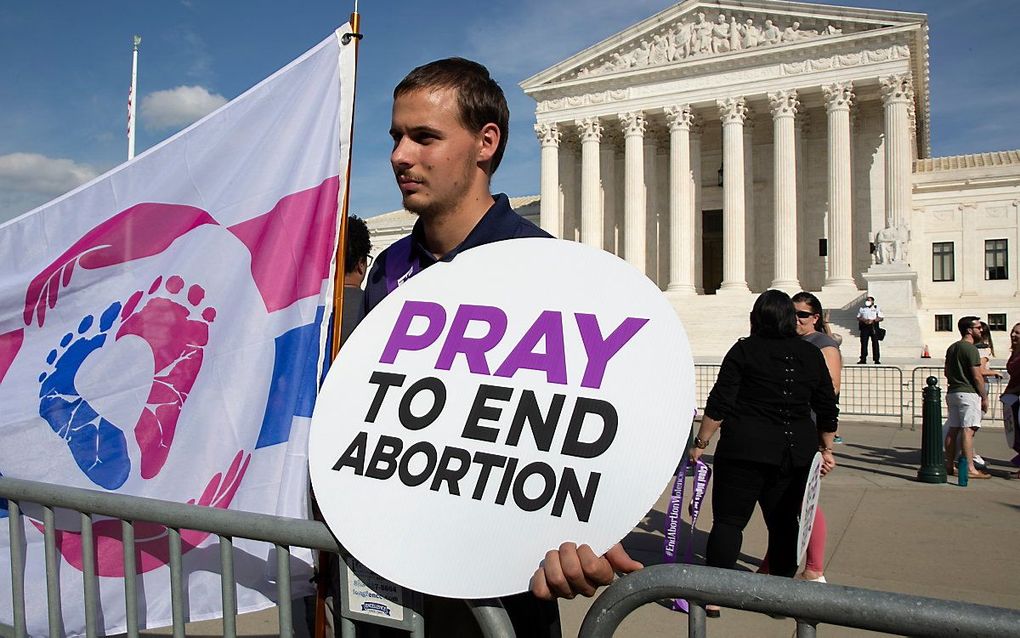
[572,10,864,81]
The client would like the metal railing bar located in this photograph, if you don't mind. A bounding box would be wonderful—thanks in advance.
[796,619,817,637]
[42,506,61,638]
[276,544,292,638]
[219,534,237,638]
[465,598,515,638]
[9,500,27,637]
[578,564,1020,638]
[81,512,98,638]
[122,520,138,637]
[168,528,184,638]
[0,477,341,553]
[688,603,706,637]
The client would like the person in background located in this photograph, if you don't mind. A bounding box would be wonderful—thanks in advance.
[971,321,1002,470]
[943,316,991,479]
[693,290,838,616]
[856,295,883,364]
[338,215,372,349]
[758,292,840,582]
[1000,323,1020,480]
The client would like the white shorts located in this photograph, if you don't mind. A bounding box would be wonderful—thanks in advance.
[945,392,982,429]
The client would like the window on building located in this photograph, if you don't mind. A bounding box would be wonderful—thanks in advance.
[935,315,953,332]
[988,313,1007,332]
[932,242,954,281]
[985,239,1008,280]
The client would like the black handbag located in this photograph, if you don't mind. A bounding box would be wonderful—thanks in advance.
[876,327,887,341]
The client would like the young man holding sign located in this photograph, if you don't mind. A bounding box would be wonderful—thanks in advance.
[358,57,641,635]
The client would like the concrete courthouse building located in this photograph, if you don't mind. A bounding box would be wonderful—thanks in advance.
[369,0,1020,360]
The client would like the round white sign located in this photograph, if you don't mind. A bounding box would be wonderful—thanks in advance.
[797,451,824,566]
[309,238,695,599]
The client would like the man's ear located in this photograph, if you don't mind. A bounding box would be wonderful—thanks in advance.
[477,122,501,166]
[357,258,368,277]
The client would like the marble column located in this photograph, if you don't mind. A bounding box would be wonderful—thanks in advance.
[643,135,659,282]
[600,140,617,254]
[577,117,603,248]
[823,81,856,289]
[881,73,913,231]
[535,123,561,237]
[558,140,578,241]
[691,117,704,293]
[619,111,647,273]
[665,105,696,294]
[718,97,750,293]
[743,110,755,288]
[768,89,800,292]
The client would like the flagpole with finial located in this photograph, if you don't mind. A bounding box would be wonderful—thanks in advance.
[127,35,141,160]
[330,1,363,362]
[315,8,363,637]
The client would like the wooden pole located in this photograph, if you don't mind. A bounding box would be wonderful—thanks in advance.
[315,11,362,638]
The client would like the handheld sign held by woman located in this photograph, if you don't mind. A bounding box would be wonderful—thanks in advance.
[309,238,695,599]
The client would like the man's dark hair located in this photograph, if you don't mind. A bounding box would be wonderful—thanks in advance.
[344,215,371,274]
[958,315,980,337]
[394,57,510,174]
[750,289,797,339]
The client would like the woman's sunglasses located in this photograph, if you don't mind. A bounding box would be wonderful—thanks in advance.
[795,310,816,319]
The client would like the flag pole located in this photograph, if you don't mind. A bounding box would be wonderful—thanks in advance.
[127,35,141,160]
[315,8,362,638]
[330,7,362,362]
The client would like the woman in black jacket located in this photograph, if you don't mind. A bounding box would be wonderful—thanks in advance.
[691,290,838,586]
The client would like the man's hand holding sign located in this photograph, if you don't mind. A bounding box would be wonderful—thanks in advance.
[309,58,695,635]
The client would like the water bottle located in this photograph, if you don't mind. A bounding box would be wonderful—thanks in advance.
[957,456,968,487]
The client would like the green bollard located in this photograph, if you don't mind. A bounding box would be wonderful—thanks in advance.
[917,376,948,484]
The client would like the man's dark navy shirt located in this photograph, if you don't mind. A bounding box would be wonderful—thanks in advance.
[362,193,550,315]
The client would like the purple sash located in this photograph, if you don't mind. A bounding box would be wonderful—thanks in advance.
[383,236,420,293]
[663,456,712,613]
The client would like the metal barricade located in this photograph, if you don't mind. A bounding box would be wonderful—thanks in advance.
[694,364,721,414]
[910,366,1007,428]
[695,364,905,426]
[578,564,1020,638]
[839,365,905,427]
[0,477,515,638]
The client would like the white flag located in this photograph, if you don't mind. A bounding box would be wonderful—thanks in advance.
[0,25,356,637]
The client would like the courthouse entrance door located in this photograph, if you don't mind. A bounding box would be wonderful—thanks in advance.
[702,209,723,294]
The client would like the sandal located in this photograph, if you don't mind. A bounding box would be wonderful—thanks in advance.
[970,470,992,480]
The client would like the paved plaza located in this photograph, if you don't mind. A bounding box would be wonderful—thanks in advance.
[130,418,1019,637]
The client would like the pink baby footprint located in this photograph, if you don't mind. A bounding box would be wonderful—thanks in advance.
[116,275,217,479]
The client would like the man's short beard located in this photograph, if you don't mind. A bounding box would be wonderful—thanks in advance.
[403,197,441,219]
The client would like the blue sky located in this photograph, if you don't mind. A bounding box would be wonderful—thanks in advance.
[1,0,1018,225]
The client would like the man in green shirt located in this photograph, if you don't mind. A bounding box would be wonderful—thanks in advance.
[944,315,991,479]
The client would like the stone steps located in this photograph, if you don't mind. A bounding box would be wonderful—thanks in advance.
[665,288,867,359]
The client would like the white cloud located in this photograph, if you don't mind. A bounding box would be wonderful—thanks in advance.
[0,152,97,196]
[0,153,99,223]
[140,85,227,131]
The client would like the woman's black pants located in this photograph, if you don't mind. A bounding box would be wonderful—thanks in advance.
[705,455,810,577]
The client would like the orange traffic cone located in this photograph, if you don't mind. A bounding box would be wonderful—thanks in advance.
[922,344,931,358]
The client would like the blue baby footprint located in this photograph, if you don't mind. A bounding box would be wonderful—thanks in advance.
[37,301,130,490]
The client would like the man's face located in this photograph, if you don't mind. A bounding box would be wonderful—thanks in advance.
[968,321,983,340]
[390,87,481,218]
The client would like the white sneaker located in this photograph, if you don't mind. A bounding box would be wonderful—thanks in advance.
[974,454,987,470]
